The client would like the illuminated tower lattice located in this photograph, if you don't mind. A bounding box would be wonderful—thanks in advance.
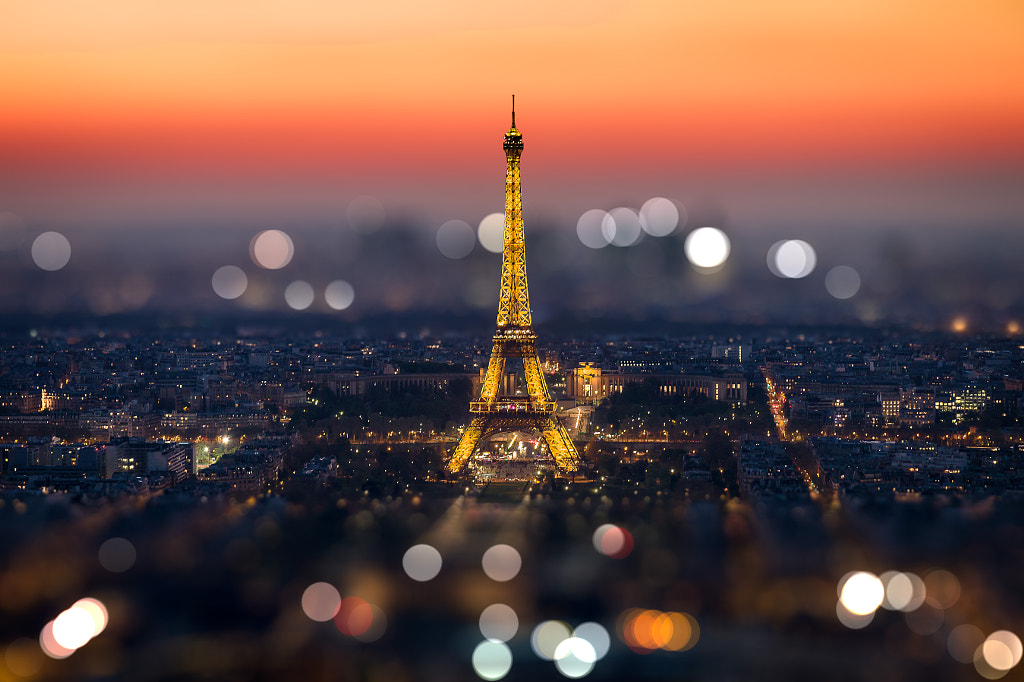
[447,102,581,474]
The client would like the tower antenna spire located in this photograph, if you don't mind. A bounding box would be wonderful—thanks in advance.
[511,94,516,128]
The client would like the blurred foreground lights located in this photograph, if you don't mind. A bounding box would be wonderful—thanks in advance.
[98,537,136,573]
[481,544,521,582]
[948,624,986,664]
[478,213,505,254]
[923,569,961,609]
[437,219,476,259]
[212,266,248,300]
[975,631,1023,679]
[472,640,513,681]
[838,571,884,616]
[619,609,699,653]
[324,280,355,311]
[639,197,682,237]
[250,229,294,269]
[479,604,519,642]
[40,598,108,659]
[577,209,611,249]
[602,208,642,247]
[5,638,44,677]
[554,637,597,678]
[285,281,315,310]
[31,232,72,271]
[767,240,816,278]
[573,622,610,660]
[532,620,572,660]
[301,582,341,622]
[825,265,861,299]
[402,543,443,582]
[334,597,387,642]
[879,570,925,612]
[684,227,730,270]
[592,523,634,559]
[952,317,969,333]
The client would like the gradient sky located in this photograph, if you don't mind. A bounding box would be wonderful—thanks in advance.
[1,1,1023,326]
[3,0,1023,221]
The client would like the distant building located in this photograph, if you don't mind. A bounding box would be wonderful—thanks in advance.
[567,363,747,407]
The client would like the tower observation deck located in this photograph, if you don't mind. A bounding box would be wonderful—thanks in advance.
[446,101,581,474]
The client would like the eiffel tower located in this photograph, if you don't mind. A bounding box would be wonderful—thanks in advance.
[447,101,581,474]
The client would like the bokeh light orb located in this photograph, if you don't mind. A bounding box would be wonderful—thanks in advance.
[284,281,315,310]
[250,230,294,270]
[835,601,874,629]
[985,631,1023,670]
[436,219,476,259]
[98,537,136,573]
[39,621,75,660]
[684,227,730,270]
[212,266,248,300]
[479,603,519,642]
[402,544,443,582]
[839,571,884,616]
[472,640,513,681]
[639,197,682,237]
[577,209,611,249]
[51,606,96,650]
[825,265,861,299]
[478,213,505,254]
[4,637,44,677]
[591,524,633,559]
[553,636,597,678]
[531,620,572,661]
[481,544,521,582]
[923,569,961,609]
[72,598,108,636]
[324,280,355,311]
[573,622,610,660]
[601,208,642,247]
[948,624,986,664]
[31,231,72,271]
[768,240,816,278]
[301,582,341,622]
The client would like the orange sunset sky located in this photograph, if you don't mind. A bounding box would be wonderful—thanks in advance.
[2,0,1023,229]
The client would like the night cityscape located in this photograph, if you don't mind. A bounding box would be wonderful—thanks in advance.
[3,2,1024,681]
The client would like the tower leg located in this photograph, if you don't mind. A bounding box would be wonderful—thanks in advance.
[542,421,580,473]
[448,417,487,473]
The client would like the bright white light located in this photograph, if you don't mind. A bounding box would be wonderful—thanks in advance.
[839,571,884,616]
[577,209,611,249]
[250,230,294,269]
[284,281,315,310]
[402,544,442,582]
[51,607,96,650]
[472,640,512,681]
[986,631,1023,669]
[31,232,72,271]
[479,603,518,642]
[684,227,730,269]
[436,219,476,259]
[639,197,681,237]
[324,280,355,311]
[72,599,108,636]
[554,637,597,678]
[768,240,816,278]
[825,265,861,299]
[212,266,247,300]
[478,213,505,254]
[481,544,521,582]
[601,208,642,247]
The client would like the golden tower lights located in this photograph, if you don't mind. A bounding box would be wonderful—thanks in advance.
[447,101,581,474]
